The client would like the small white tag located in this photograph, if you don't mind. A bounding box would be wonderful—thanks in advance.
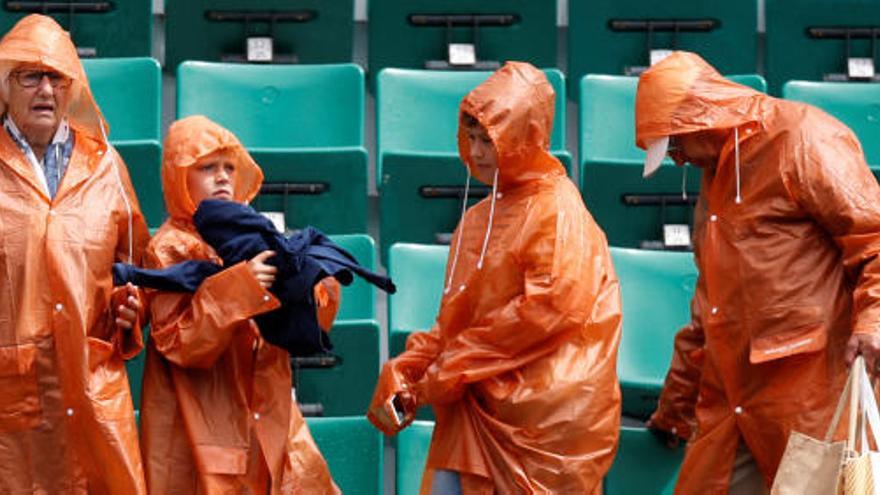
[663,224,691,247]
[448,43,477,66]
[434,233,453,244]
[650,49,674,66]
[261,211,286,233]
[247,37,274,62]
[848,57,876,79]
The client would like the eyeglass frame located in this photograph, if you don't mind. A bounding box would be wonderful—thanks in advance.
[8,69,72,89]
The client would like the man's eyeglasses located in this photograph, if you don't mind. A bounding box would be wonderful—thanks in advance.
[9,69,72,89]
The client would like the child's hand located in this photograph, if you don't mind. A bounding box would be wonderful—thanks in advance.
[248,250,277,289]
[115,282,141,331]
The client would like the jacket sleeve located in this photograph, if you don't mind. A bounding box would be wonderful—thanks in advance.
[367,328,442,435]
[314,277,341,331]
[110,146,152,360]
[369,216,476,434]
[415,194,611,405]
[649,281,706,440]
[786,129,880,336]
[148,256,280,369]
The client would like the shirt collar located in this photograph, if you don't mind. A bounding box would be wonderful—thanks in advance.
[3,114,70,149]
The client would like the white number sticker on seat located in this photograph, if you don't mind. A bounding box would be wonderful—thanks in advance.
[664,224,691,248]
[247,37,274,62]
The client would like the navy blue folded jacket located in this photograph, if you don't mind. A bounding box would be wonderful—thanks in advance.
[114,199,396,357]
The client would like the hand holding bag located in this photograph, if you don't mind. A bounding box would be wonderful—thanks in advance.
[771,357,857,494]
[841,356,880,495]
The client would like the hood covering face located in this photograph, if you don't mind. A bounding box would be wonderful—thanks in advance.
[635,51,764,150]
[458,61,563,188]
[162,115,263,221]
[0,14,107,139]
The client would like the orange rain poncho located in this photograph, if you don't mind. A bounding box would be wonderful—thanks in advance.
[0,14,150,493]
[368,62,622,494]
[637,52,880,493]
[140,115,340,494]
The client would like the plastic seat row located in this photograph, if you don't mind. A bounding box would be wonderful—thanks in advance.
[86,57,879,255]
[579,75,880,249]
[11,1,880,93]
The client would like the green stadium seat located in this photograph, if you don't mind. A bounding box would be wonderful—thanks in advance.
[177,62,368,234]
[294,235,379,417]
[782,81,880,172]
[83,58,161,141]
[765,0,880,95]
[568,0,757,99]
[305,416,383,495]
[377,68,571,261]
[83,58,164,228]
[387,243,447,422]
[328,234,378,321]
[604,426,684,494]
[368,0,557,81]
[165,0,353,70]
[387,244,448,358]
[295,319,381,417]
[611,248,697,419]
[396,421,434,495]
[114,142,164,228]
[0,1,151,57]
[579,74,766,248]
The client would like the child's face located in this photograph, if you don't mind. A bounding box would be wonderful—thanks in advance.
[187,149,237,206]
[464,121,498,185]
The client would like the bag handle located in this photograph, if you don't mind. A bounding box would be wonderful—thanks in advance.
[848,357,863,452]
[826,356,857,442]
[856,359,880,454]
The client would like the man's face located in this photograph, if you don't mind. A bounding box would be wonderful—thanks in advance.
[6,64,72,146]
[186,149,237,207]
[668,129,730,169]
[464,121,498,185]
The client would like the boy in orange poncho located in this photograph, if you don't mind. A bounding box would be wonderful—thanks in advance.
[140,115,340,494]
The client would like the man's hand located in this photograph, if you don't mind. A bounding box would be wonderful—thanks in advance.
[845,333,880,374]
[114,282,141,331]
[646,418,682,449]
[248,250,277,289]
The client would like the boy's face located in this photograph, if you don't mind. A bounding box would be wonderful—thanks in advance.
[187,149,237,206]
[464,121,498,185]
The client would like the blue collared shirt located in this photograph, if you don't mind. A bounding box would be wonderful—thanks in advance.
[3,115,75,198]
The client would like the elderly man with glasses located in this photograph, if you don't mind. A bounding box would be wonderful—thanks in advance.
[0,14,150,493]
[4,67,75,195]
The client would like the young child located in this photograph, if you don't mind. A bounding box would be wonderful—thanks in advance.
[140,115,340,494]
[368,62,622,494]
